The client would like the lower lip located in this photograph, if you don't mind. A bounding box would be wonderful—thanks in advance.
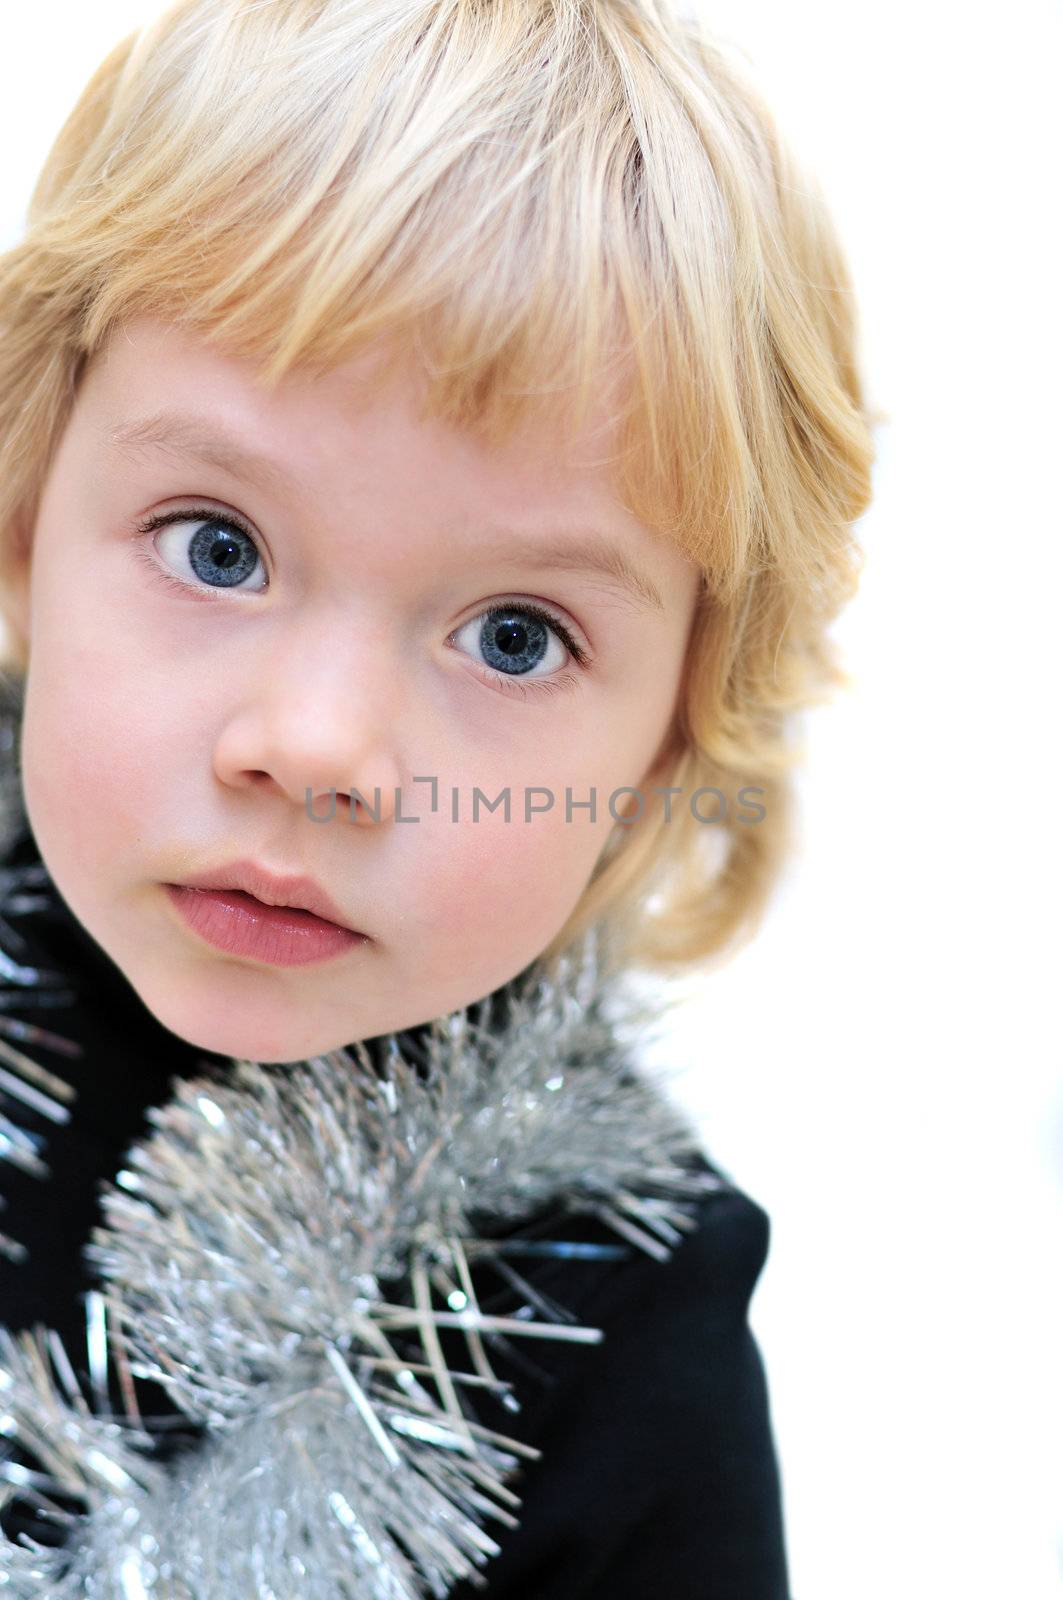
[163,885,368,967]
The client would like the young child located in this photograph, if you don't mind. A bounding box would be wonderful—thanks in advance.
[0,1,873,1594]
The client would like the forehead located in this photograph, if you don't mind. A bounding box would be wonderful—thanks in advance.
[83,315,629,481]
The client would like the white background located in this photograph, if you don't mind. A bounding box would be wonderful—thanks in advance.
[1,4,1060,1597]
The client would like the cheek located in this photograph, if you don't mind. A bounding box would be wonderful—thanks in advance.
[18,632,166,881]
[412,786,611,950]
[405,700,671,946]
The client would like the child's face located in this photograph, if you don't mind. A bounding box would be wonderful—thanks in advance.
[13,316,700,1061]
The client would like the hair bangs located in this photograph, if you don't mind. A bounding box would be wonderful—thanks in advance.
[55,0,754,599]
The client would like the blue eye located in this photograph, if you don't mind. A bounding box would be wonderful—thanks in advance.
[134,508,268,593]
[451,602,587,690]
[448,601,582,668]
[473,608,554,675]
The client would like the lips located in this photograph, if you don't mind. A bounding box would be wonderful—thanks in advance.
[171,858,361,933]
[163,859,370,969]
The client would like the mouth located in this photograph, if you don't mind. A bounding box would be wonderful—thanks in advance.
[162,861,369,968]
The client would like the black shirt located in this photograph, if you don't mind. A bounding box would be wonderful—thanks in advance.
[0,818,791,1596]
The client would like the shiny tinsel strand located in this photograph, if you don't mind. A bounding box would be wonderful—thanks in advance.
[1,930,723,1597]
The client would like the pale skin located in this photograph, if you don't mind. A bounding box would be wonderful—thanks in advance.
[9,316,701,1062]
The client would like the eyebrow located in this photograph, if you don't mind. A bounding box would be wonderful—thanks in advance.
[106,409,307,498]
[468,528,665,614]
[105,409,667,614]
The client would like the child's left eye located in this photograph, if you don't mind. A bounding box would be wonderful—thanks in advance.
[133,508,268,593]
[448,602,588,699]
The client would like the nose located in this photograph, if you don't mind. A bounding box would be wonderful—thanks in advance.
[211,631,403,826]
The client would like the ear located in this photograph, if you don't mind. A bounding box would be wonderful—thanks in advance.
[637,718,685,793]
[606,723,684,827]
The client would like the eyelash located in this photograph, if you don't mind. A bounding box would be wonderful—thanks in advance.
[130,506,591,701]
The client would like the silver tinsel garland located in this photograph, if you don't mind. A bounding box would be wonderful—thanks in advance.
[0,919,724,1598]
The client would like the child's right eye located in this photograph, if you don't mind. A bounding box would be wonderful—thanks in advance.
[132,507,269,594]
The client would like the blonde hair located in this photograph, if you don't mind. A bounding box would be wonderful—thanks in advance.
[0,0,875,986]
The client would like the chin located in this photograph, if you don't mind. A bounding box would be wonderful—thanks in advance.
[129,983,325,1063]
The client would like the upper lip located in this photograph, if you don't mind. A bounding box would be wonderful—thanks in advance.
[171,859,362,933]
